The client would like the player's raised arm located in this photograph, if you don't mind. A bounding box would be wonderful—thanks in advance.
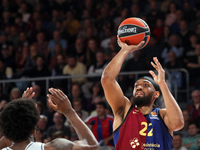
[46,88,98,150]
[101,36,144,115]
[149,57,184,131]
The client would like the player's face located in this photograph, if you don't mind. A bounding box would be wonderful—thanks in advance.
[132,79,156,107]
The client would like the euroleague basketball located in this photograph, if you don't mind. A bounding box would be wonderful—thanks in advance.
[117,17,150,49]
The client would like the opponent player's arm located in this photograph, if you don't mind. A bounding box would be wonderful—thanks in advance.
[101,36,144,115]
[150,57,184,131]
[46,88,98,150]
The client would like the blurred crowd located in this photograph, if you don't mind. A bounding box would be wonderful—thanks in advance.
[0,0,200,149]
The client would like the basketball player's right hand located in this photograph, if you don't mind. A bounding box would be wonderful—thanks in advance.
[47,88,73,114]
[117,35,144,52]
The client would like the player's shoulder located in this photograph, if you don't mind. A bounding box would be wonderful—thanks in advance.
[158,108,167,119]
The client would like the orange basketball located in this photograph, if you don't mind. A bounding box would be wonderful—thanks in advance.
[118,17,150,49]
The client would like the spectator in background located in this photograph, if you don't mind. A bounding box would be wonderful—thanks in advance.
[184,33,198,61]
[104,35,119,62]
[42,99,55,129]
[187,90,200,121]
[165,51,184,88]
[73,37,87,64]
[86,82,104,112]
[83,51,106,97]
[161,34,184,65]
[142,35,163,67]
[24,44,38,71]
[35,128,44,143]
[152,18,164,41]
[24,55,51,94]
[33,32,48,59]
[190,10,200,33]
[170,10,184,34]
[183,122,200,150]
[32,84,46,108]
[48,30,67,57]
[85,101,114,147]
[9,87,21,101]
[47,112,71,141]
[7,26,20,49]
[62,11,80,43]
[14,13,31,32]
[78,18,97,41]
[69,82,87,110]
[186,43,200,88]
[198,137,200,150]
[63,54,87,84]
[146,0,164,30]
[165,2,178,26]
[29,20,49,42]
[177,20,193,49]
[18,3,31,23]
[72,98,89,121]
[49,43,64,70]
[159,25,172,47]
[36,115,48,140]
[172,133,187,150]
[46,9,61,35]
[51,54,66,77]
[182,1,196,23]
[114,8,129,31]
[122,50,148,91]
[0,46,15,71]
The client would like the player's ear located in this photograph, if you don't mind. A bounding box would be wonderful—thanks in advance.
[154,91,160,99]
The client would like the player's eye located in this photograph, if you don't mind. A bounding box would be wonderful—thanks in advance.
[144,84,149,87]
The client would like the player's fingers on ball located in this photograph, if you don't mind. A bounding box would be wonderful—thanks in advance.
[137,41,144,47]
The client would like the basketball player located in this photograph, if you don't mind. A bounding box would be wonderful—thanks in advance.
[101,36,184,149]
[0,88,99,150]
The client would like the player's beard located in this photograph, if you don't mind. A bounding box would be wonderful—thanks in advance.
[133,92,154,107]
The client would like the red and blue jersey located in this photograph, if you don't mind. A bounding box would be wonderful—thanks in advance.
[85,115,113,143]
[113,106,172,150]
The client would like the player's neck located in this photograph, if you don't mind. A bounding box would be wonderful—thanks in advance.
[137,104,153,115]
[10,139,31,150]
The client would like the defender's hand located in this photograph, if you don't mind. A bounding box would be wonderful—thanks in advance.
[47,88,73,114]
[22,87,35,99]
[149,57,165,85]
[117,35,144,53]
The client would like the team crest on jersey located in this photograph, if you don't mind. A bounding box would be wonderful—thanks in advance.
[130,138,140,149]
[150,111,159,120]
[150,112,157,116]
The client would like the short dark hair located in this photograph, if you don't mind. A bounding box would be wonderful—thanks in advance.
[0,99,39,142]
[96,101,107,109]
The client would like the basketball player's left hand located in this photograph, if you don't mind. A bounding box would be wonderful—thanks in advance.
[149,57,165,85]
[47,88,73,114]
[22,87,35,99]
